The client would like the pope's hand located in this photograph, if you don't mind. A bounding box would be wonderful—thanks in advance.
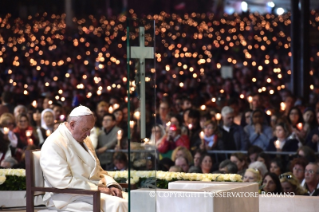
[98,186,112,195]
[110,186,123,198]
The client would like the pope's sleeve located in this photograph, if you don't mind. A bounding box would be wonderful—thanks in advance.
[40,141,98,190]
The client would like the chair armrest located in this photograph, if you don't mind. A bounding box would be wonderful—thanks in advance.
[119,183,137,190]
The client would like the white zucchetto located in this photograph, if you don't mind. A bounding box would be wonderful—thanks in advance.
[69,105,93,117]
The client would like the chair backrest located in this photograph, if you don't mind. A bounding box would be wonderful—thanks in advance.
[26,150,45,196]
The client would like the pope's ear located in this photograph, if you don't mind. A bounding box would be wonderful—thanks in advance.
[69,121,75,129]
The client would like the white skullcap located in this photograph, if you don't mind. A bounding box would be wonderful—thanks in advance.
[69,105,93,117]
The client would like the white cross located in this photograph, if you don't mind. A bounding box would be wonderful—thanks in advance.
[130,27,154,139]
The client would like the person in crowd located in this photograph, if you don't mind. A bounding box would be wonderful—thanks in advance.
[0,113,18,151]
[158,158,174,171]
[0,92,13,116]
[41,108,55,132]
[302,108,316,138]
[287,106,306,144]
[40,105,127,211]
[149,124,166,147]
[156,101,170,126]
[219,106,248,150]
[0,156,17,168]
[230,153,248,175]
[244,109,272,150]
[247,145,263,164]
[170,114,188,135]
[267,122,299,152]
[95,101,108,128]
[13,113,39,151]
[199,120,220,151]
[269,158,284,176]
[13,105,28,120]
[297,146,316,163]
[243,168,262,184]
[52,102,63,121]
[158,124,190,158]
[169,165,183,172]
[290,157,308,183]
[189,149,203,170]
[301,162,319,196]
[0,131,14,165]
[96,113,122,169]
[186,109,202,151]
[256,152,270,170]
[249,161,268,178]
[175,156,189,173]
[279,172,308,195]
[306,110,319,152]
[241,109,253,127]
[219,159,238,174]
[200,154,214,174]
[261,172,283,194]
[113,152,128,171]
[171,146,193,167]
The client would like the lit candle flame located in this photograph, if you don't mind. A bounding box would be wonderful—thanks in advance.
[280,102,286,111]
[108,106,114,113]
[134,111,140,120]
[28,138,33,145]
[200,105,206,110]
[297,123,303,131]
[113,103,120,110]
[60,115,65,121]
[26,130,32,137]
[3,127,9,135]
[32,100,37,108]
[215,113,222,121]
[200,131,205,140]
[130,120,135,128]
[46,130,51,137]
[275,140,280,149]
[188,124,193,130]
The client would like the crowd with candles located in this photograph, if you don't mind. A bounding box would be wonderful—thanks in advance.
[0,9,319,195]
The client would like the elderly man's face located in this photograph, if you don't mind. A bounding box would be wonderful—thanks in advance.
[305,164,319,184]
[223,112,234,127]
[70,115,95,142]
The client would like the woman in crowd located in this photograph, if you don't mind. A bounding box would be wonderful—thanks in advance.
[269,158,284,176]
[200,154,213,174]
[244,109,273,150]
[261,172,283,194]
[302,108,316,139]
[243,168,262,184]
[257,152,270,170]
[230,152,248,176]
[171,146,193,166]
[297,146,316,162]
[279,172,308,195]
[150,124,166,147]
[287,106,305,144]
[13,113,39,151]
[249,161,268,177]
[267,122,299,152]
[290,157,308,183]
[199,120,220,151]
[0,113,18,150]
[41,108,55,132]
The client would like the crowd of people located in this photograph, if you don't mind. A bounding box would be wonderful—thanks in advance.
[0,10,319,196]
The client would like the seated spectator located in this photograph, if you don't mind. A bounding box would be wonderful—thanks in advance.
[175,156,189,172]
[0,113,18,150]
[158,157,174,171]
[301,162,319,196]
[244,109,272,150]
[189,149,203,170]
[290,157,308,183]
[13,105,27,120]
[113,152,128,171]
[269,158,284,176]
[279,172,308,195]
[287,106,306,144]
[219,159,238,174]
[247,145,263,164]
[171,146,193,167]
[0,156,17,168]
[256,152,270,170]
[261,172,283,194]
[243,168,262,184]
[249,161,268,177]
[200,154,214,174]
[150,124,166,147]
[158,124,189,158]
[169,165,183,172]
[230,153,248,175]
[297,146,316,162]
[267,122,299,152]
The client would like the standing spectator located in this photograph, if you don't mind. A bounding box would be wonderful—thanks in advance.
[244,109,272,150]
[199,120,220,151]
[156,101,170,126]
[219,106,248,150]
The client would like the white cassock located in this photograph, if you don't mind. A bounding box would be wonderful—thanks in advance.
[40,123,128,212]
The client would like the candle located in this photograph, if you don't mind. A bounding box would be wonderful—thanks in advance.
[266,110,272,116]
[200,105,206,110]
[188,124,193,130]
[144,138,150,144]
[275,140,280,150]
[215,113,221,125]
[130,120,135,128]
[3,127,9,135]
[28,138,33,145]
[26,130,32,137]
[113,103,119,110]
[117,130,122,146]
[166,121,171,127]
[297,123,303,131]
[280,102,286,111]
[46,130,51,137]
[200,131,205,140]
[60,115,65,121]
[134,111,140,120]
[248,96,253,109]
[32,100,37,108]
[108,106,114,113]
